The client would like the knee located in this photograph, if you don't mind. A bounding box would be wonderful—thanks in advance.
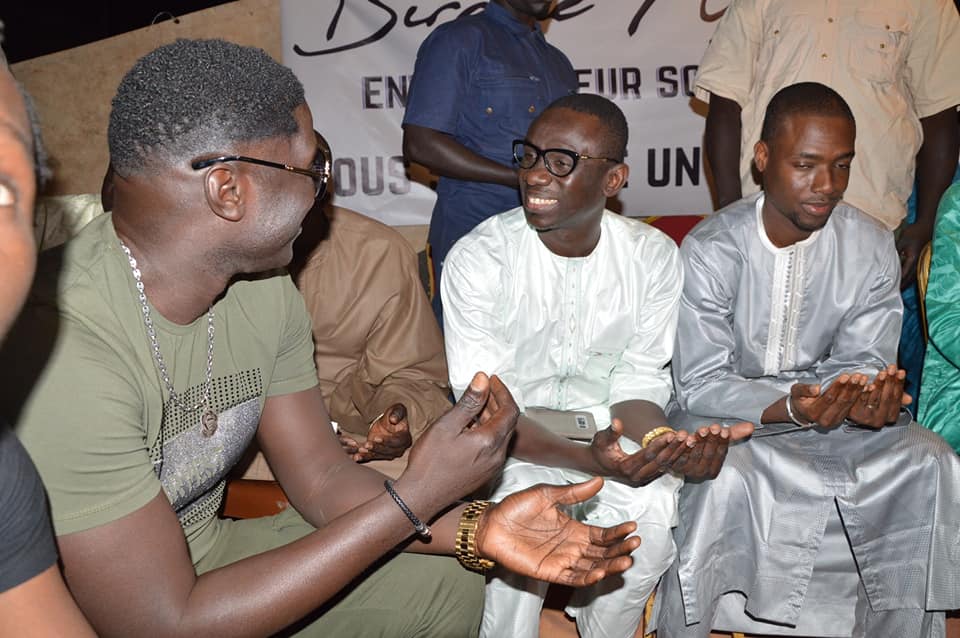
[421,558,484,637]
[632,523,677,573]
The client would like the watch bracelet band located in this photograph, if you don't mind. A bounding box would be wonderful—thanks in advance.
[456,500,496,572]
[785,394,815,428]
[384,480,431,539]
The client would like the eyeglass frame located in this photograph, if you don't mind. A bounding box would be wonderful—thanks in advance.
[512,139,622,178]
[190,131,333,200]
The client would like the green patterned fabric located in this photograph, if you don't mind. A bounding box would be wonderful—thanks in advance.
[918,181,960,453]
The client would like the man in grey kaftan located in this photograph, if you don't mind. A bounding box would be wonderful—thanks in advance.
[654,83,960,638]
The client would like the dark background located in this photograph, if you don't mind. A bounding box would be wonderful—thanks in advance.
[5,1,960,63]
[5,1,960,64]
[1,2,233,63]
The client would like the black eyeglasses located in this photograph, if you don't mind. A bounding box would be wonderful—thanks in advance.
[191,131,333,200]
[512,139,621,178]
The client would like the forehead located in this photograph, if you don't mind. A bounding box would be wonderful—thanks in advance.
[528,108,604,149]
[0,67,34,208]
[772,113,855,155]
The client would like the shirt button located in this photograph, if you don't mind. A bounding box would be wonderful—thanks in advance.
[885,24,891,30]
[879,43,885,49]
[773,29,780,35]
[821,53,828,59]
[485,106,493,114]
[528,105,535,113]
[827,17,833,23]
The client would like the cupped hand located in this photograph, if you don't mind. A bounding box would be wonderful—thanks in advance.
[354,404,412,462]
[589,419,689,486]
[399,373,518,514]
[847,364,912,428]
[672,421,754,479]
[339,433,361,457]
[791,374,868,428]
[475,478,641,587]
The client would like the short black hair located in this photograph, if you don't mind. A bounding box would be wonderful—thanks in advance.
[108,39,306,175]
[760,82,855,144]
[543,93,628,161]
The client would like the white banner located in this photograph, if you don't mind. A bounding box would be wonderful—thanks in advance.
[281,1,728,225]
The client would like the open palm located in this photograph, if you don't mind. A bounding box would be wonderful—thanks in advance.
[476,478,640,587]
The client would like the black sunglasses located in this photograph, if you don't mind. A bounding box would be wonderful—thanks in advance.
[191,131,333,200]
[512,139,621,178]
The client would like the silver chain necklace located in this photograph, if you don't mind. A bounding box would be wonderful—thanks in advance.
[119,241,219,437]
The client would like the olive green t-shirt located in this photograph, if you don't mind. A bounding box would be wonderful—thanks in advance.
[3,214,318,565]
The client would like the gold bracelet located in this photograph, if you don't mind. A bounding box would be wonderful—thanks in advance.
[455,501,496,573]
[640,426,676,449]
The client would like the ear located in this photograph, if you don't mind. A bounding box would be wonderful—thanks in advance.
[753,140,769,174]
[201,165,245,222]
[601,163,629,198]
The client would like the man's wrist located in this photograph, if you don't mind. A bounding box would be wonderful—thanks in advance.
[391,475,443,524]
[785,395,815,428]
[368,411,386,430]
[457,501,496,572]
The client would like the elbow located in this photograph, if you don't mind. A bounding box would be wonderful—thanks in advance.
[401,126,427,166]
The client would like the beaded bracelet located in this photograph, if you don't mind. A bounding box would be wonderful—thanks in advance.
[384,480,431,539]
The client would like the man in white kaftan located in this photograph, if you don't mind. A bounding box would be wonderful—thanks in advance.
[444,94,752,638]
[654,82,960,638]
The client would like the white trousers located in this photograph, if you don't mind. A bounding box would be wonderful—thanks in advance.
[480,453,681,638]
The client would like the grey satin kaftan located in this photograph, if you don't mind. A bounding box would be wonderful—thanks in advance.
[654,194,960,638]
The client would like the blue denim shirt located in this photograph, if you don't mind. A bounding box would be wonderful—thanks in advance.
[404,2,577,269]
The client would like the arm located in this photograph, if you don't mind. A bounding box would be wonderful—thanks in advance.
[0,430,94,637]
[57,376,515,638]
[759,231,903,427]
[813,231,901,387]
[441,237,616,473]
[675,240,869,428]
[402,24,518,188]
[674,236,787,425]
[898,108,960,289]
[704,94,744,209]
[403,124,519,188]
[694,0,760,209]
[0,567,96,637]
[899,0,960,287]
[509,413,604,472]
[346,234,452,437]
[606,234,683,441]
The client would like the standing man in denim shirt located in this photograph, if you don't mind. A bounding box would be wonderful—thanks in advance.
[402,0,577,324]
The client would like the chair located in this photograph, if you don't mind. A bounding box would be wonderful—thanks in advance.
[917,241,933,342]
[221,479,289,519]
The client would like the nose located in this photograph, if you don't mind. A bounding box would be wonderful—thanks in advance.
[811,165,836,195]
[522,159,552,186]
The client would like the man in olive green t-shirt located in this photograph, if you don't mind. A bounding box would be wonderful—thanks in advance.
[1,39,642,638]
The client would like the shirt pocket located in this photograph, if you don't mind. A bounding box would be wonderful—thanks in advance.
[582,348,623,382]
[849,9,910,84]
[757,11,813,87]
[473,75,542,154]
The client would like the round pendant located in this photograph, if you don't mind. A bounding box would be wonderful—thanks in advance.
[200,408,218,437]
